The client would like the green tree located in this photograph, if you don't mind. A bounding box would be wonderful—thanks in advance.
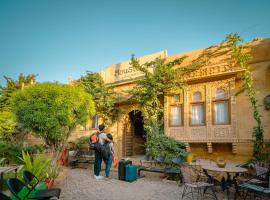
[11,83,95,150]
[0,74,36,141]
[0,111,17,142]
[77,71,118,126]
[0,74,36,111]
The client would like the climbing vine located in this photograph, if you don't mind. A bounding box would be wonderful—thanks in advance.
[226,33,264,159]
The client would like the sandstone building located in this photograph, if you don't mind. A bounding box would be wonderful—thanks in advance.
[95,38,270,161]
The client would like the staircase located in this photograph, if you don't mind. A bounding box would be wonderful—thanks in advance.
[124,131,133,156]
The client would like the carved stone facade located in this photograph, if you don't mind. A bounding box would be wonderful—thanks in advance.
[165,77,238,151]
[91,38,270,161]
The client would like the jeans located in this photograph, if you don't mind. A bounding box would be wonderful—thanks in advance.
[94,150,102,176]
[105,154,113,177]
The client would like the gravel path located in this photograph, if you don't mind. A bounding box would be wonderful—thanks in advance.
[57,168,181,200]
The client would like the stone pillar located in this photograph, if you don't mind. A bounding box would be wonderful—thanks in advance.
[207,142,213,153]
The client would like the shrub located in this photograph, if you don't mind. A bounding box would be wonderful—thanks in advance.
[0,111,17,142]
[11,82,95,150]
[0,142,45,164]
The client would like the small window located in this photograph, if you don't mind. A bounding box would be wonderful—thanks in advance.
[213,88,230,125]
[169,95,183,126]
[216,89,226,99]
[170,106,182,126]
[213,101,229,124]
[172,95,180,103]
[192,91,202,101]
[191,104,205,125]
[190,91,205,126]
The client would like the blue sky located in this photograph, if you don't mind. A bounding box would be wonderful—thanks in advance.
[0,0,269,86]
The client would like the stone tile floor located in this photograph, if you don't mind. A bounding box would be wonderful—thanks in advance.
[56,167,234,200]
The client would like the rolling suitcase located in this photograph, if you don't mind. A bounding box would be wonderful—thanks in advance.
[125,165,138,182]
[118,159,132,180]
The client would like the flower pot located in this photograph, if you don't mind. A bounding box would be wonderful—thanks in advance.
[45,178,54,189]
[186,153,193,164]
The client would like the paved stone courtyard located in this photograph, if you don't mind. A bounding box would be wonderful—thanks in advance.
[56,167,233,200]
[56,168,181,200]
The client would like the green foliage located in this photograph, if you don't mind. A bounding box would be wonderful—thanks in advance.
[73,136,90,150]
[225,33,264,159]
[0,142,45,164]
[11,82,95,150]
[0,111,17,142]
[20,151,53,180]
[0,158,6,166]
[129,56,187,132]
[146,130,187,162]
[77,71,118,126]
[0,73,36,112]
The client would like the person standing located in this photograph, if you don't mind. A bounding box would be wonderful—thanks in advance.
[94,124,110,180]
[105,133,115,178]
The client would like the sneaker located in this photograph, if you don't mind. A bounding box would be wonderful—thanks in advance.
[94,175,103,180]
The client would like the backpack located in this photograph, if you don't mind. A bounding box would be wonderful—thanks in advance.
[101,142,111,161]
[89,133,102,151]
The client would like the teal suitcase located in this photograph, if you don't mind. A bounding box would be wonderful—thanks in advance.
[125,165,138,182]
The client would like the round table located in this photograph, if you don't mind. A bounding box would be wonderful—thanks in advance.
[201,164,248,174]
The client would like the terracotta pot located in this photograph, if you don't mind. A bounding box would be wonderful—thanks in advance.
[45,178,54,189]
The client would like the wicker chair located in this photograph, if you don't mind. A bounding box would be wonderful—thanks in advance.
[180,164,218,200]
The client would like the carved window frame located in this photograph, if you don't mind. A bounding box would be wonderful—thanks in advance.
[190,91,206,126]
[169,94,183,127]
[212,88,231,125]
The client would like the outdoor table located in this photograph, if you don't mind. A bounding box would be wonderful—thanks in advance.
[201,164,248,199]
[0,166,19,190]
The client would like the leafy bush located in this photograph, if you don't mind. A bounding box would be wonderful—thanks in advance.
[0,142,45,164]
[20,151,53,180]
[73,136,90,150]
[0,111,17,142]
[11,82,95,150]
[146,133,187,163]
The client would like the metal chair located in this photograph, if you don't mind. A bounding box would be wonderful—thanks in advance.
[0,192,10,200]
[7,178,61,200]
[22,170,41,190]
[180,164,218,200]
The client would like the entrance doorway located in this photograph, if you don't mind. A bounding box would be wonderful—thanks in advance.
[123,110,145,156]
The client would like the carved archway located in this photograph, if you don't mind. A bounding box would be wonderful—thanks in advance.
[121,109,145,157]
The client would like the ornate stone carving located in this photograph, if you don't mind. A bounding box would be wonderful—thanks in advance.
[213,127,230,137]
[190,127,207,139]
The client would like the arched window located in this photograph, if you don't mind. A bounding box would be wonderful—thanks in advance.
[190,91,205,125]
[216,88,226,99]
[169,94,183,126]
[192,91,202,101]
[213,88,229,124]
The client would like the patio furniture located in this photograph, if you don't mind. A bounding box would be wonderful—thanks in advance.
[239,183,270,200]
[69,150,95,169]
[22,171,47,191]
[138,156,183,178]
[138,155,166,177]
[202,163,248,199]
[0,166,19,190]
[0,191,10,200]
[237,161,269,187]
[181,164,218,200]
[7,178,61,200]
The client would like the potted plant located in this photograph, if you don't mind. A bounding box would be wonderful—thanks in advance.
[45,163,60,188]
